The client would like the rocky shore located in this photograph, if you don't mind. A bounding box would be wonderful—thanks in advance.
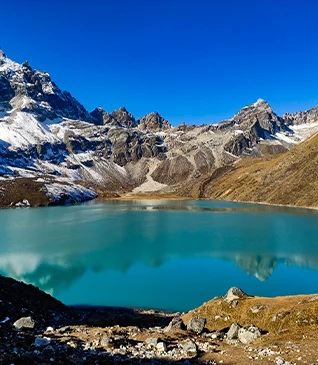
[1,276,318,364]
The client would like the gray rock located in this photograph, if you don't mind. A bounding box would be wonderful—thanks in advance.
[182,340,197,353]
[272,311,290,322]
[164,316,185,332]
[232,300,239,308]
[138,112,171,131]
[238,325,261,344]
[13,316,35,330]
[101,336,112,347]
[226,323,241,340]
[250,305,267,314]
[145,337,159,347]
[308,295,318,302]
[156,342,167,352]
[34,337,51,347]
[275,356,292,365]
[224,287,247,302]
[186,317,206,334]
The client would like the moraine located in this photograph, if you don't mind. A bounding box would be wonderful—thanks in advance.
[0,199,317,311]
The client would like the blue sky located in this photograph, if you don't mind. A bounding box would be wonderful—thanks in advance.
[1,0,318,125]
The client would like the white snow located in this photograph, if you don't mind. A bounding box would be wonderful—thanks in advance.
[253,98,266,107]
[0,111,58,149]
[45,182,97,202]
[275,132,298,144]
[14,199,30,207]
[292,122,318,130]
[0,56,21,73]
[154,131,167,138]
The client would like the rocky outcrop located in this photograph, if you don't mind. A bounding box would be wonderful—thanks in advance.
[223,287,247,303]
[138,112,171,131]
[151,155,194,185]
[283,105,318,126]
[0,50,92,122]
[231,98,286,133]
[110,106,137,128]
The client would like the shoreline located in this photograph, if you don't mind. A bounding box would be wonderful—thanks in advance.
[96,192,318,211]
[2,274,318,364]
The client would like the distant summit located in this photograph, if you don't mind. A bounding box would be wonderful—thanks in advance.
[138,112,171,131]
[0,49,318,207]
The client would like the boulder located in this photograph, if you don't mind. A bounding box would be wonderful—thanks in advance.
[232,300,239,308]
[13,316,35,330]
[226,323,241,340]
[145,337,159,347]
[156,342,167,352]
[164,316,185,332]
[238,325,261,344]
[182,340,197,353]
[186,317,206,334]
[224,287,247,302]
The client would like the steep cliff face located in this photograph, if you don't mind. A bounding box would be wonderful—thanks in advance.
[0,50,92,122]
[1,49,318,204]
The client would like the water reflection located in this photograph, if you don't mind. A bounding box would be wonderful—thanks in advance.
[0,200,317,310]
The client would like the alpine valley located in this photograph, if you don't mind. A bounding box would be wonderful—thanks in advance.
[1,49,318,208]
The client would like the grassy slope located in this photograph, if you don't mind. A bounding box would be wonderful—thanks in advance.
[197,132,318,207]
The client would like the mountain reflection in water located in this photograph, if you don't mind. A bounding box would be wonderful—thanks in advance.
[0,200,317,311]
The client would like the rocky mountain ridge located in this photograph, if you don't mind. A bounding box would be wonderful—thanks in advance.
[1,49,318,205]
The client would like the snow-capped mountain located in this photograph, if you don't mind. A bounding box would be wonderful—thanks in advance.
[1,49,318,206]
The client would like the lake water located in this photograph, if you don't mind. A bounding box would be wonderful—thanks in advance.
[0,200,317,311]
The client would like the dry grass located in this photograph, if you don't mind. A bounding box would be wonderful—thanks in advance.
[0,177,50,208]
[183,294,318,334]
[181,293,318,364]
[195,132,318,208]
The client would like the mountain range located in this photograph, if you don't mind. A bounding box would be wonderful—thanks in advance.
[1,49,318,207]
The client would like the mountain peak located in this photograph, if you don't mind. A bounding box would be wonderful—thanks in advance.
[138,111,171,131]
[0,49,7,59]
[0,49,10,66]
[254,98,268,106]
[111,107,137,128]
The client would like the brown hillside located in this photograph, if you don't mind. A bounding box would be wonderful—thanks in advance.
[197,132,318,208]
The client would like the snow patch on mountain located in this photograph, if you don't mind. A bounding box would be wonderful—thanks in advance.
[45,182,97,203]
[0,111,58,149]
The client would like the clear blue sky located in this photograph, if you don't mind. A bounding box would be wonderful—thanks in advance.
[1,0,318,125]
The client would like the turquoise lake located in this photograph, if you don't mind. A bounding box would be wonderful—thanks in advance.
[0,200,318,311]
